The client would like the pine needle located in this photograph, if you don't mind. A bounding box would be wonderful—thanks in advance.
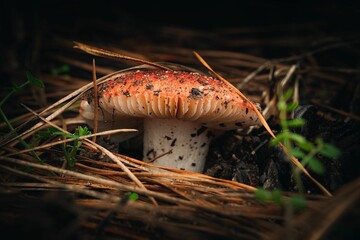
[74,42,172,71]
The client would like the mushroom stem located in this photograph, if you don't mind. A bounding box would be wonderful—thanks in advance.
[143,118,209,172]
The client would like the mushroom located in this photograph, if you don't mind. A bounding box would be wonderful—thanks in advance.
[80,68,261,172]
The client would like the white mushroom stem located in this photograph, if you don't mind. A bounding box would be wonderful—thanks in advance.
[143,118,210,172]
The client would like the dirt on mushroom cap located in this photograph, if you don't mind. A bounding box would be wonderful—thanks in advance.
[85,70,261,130]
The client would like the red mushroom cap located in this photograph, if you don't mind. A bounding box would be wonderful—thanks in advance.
[84,70,261,130]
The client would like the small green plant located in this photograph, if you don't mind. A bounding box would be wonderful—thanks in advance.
[255,88,341,208]
[126,192,139,201]
[271,88,341,192]
[255,188,307,211]
[51,64,70,77]
[0,71,44,162]
[36,126,91,169]
[54,126,91,169]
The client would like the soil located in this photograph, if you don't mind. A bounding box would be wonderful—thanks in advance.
[205,110,360,194]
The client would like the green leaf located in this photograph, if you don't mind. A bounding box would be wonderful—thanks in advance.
[283,89,293,101]
[289,195,307,211]
[35,127,60,140]
[76,126,91,136]
[298,141,313,152]
[66,145,75,151]
[51,64,70,76]
[271,190,283,206]
[288,133,306,144]
[320,144,341,158]
[254,188,272,202]
[47,127,59,134]
[286,102,299,112]
[76,141,82,148]
[35,130,53,140]
[26,71,44,88]
[271,131,288,145]
[315,137,324,146]
[287,119,305,128]
[127,192,139,201]
[290,149,305,158]
[11,83,22,91]
[278,101,287,111]
[280,119,288,128]
[270,138,280,146]
[67,158,76,168]
[78,148,86,153]
[308,158,325,174]
[52,131,77,139]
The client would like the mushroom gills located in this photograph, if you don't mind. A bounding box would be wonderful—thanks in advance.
[80,100,142,143]
[143,118,209,172]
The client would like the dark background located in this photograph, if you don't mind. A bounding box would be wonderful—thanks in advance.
[1,0,360,119]
[1,0,360,74]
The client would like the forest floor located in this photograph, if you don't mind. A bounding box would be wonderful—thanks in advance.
[1,1,359,239]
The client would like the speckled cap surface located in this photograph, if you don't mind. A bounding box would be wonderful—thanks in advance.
[86,70,261,130]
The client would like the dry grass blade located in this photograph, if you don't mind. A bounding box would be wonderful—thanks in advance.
[73,42,172,71]
[92,58,99,142]
[0,156,167,203]
[198,50,268,63]
[4,128,137,157]
[0,68,138,148]
[0,156,280,219]
[0,91,81,147]
[1,156,176,218]
[84,141,158,205]
[19,104,157,204]
[0,165,120,202]
[50,55,116,75]
[115,154,257,191]
[236,62,270,89]
[193,51,332,196]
